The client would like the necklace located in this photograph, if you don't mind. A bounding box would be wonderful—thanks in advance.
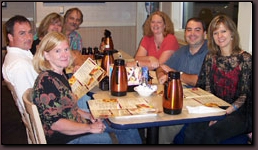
[155,41,160,50]
[154,37,163,50]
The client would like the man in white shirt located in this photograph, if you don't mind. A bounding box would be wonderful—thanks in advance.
[2,15,38,115]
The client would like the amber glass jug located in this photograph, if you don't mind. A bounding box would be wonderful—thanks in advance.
[163,71,183,115]
[101,50,114,76]
[99,50,114,91]
[111,59,128,96]
[100,29,114,51]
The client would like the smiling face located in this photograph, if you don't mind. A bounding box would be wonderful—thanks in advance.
[8,22,33,50]
[212,23,232,51]
[185,20,206,47]
[48,20,62,33]
[150,14,165,35]
[65,10,82,32]
[44,41,71,74]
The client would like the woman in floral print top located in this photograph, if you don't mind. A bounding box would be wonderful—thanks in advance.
[181,15,252,144]
[32,32,142,144]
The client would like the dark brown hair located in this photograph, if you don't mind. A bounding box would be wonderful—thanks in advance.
[3,15,31,45]
[185,17,207,32]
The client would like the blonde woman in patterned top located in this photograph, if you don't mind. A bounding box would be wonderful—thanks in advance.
[32,32,142,144]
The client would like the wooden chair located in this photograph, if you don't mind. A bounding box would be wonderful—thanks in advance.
[4,80,33,144]
[5,80,21,113]
[23,88,47,144]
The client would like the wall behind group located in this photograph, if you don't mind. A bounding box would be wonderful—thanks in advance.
[36,2,136,27]
[36,2,138,56]
[2,2,34,20]
[2,2,35,46]
[2,2,139,56]
[2,2,252,55]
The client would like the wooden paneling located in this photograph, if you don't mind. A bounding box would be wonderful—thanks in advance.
[79,26,137,57]
[1,24,137,57]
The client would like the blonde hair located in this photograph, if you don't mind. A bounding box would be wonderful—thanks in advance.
[33,32,73,73]
[143,11,175,37]
[207,14,241,56]
[37,12,63,39]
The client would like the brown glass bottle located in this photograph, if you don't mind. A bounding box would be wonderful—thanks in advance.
[111,59,128,96]
[100,29,114,51]
[87,47,94,60]
[101,50,114,76]
[163,71,183,115]
[104,37,114,50]
[99,50,114,91]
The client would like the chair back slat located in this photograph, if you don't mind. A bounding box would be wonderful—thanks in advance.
[5,80,32,144]
[23,88,47,144]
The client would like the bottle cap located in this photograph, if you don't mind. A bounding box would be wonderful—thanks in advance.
[114,59,125,66]
[168,71,180,79]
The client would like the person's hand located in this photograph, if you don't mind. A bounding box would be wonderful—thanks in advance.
[148,56,159,69]
[126,61,136,67]
[89,116,100,124]
[209,120,217,126]
[225,106,235,115]
[73,65,81,73]
[158,65,174,84]
[89,119,106,133]
[158,74,167,84]
[160,64,175,73]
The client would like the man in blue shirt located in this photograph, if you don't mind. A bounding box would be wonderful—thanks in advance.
[156,17,208,87]
[157,17,208,144]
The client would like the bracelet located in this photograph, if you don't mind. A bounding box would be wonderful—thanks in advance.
[232,104,238,110]
[136,60,139,67]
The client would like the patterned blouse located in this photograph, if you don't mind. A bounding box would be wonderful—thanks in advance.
[196,51,252,115]
[32,70,88,144]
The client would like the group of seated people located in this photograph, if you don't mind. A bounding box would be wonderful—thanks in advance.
[2,8,252,144]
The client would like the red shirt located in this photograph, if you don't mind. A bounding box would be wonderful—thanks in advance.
[140,34,179,59]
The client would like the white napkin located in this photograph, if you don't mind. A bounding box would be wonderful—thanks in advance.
[186,106,226,114]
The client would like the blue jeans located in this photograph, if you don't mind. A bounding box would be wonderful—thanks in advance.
[103,120,142,144]
[77,94,142,144]
[77,94,91,112]
[67,120,142,144]
[67,132,112,144]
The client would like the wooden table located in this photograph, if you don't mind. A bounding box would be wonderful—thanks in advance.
[92,84,229,144]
